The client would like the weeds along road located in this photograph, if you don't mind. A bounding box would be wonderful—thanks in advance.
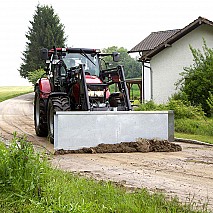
[1,93,213,211]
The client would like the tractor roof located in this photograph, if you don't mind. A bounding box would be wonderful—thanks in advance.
[49,47,101,54]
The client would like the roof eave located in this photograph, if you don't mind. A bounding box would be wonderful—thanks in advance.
[139,16,213,62]
[128,50,141,53]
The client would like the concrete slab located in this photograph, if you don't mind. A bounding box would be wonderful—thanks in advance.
[54,111,174,150]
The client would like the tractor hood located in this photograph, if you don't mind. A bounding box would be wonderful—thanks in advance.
[85,75,102,84]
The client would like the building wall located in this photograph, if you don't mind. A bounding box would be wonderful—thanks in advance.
[149,25,213,104]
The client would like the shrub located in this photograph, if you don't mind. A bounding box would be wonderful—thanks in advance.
[134,100,165,111]
[176,40,213,115]
[27,69,46,85]
[135,99,204,120]
[166,99,204,119]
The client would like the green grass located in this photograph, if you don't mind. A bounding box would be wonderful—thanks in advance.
[0,135,209,213]
[0,86,33,102]
[175,132,213,144]
[175,117,213,140]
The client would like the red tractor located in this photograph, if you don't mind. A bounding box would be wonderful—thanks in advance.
[34,47,131,143]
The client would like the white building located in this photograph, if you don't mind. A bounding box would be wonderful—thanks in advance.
[129,17,213,103]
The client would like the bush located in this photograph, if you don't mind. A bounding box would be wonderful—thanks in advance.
[27,69,46,85]
[134,100,165,111]
[176,40,213,115]
[135,99,204,120]
[166,99,204,119]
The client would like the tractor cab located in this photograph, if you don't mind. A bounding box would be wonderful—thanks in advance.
[62,52,100,76]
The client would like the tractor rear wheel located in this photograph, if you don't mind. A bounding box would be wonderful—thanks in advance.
[34,89,48,136]
[47,96,71,144]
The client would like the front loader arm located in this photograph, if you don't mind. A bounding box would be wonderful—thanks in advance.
[79,64,90,110]
[100,65,132,111]
[117,65,132,111]
[69,64,90,111]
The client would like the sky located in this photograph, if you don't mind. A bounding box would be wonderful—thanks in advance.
[0,0,213,86]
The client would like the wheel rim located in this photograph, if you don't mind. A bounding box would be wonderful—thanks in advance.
[49,104,54,136]
[35,95,40,127]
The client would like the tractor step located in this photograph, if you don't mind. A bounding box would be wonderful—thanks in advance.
[53,111,174,151]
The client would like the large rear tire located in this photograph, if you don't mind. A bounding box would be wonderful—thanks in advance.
[34,89,48,136]
[47,96,71,144]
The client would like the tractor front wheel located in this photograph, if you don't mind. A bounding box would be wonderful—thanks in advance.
[47,96,71,144]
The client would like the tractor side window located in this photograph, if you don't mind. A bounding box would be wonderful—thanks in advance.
[63,58,76,69]
[60,66,66,76]
[85,55,99,76]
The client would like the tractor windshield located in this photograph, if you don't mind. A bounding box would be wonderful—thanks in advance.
[62,53,100,76]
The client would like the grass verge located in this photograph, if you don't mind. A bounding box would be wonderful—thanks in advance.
[175,132,213,144]
[0,86,33,102]
[175,118,213,136]
[0,134,209,213]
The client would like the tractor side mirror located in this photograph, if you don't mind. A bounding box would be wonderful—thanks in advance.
[112,52,120,62]
[41,48,49,60]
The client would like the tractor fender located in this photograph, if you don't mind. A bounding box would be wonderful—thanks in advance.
[48,92,69,98]
[35,78,51,99]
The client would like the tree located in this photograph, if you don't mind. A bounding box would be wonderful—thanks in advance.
[19,4,66,79]
[176,40,213,115]
[101,46,141,78]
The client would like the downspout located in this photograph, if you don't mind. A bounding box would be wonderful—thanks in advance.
[150,66,153,100]
[142,61,145,103]
[142,61,152,102]
[144,61,153,101]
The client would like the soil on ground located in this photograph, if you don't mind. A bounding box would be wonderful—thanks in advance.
[55,138,182,154]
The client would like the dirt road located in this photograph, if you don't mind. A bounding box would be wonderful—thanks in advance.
[1,93,213,212]
[0,93,53,152]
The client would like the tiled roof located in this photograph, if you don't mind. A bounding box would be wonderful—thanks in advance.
[128,16,213,61]
[129,29,180,53]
